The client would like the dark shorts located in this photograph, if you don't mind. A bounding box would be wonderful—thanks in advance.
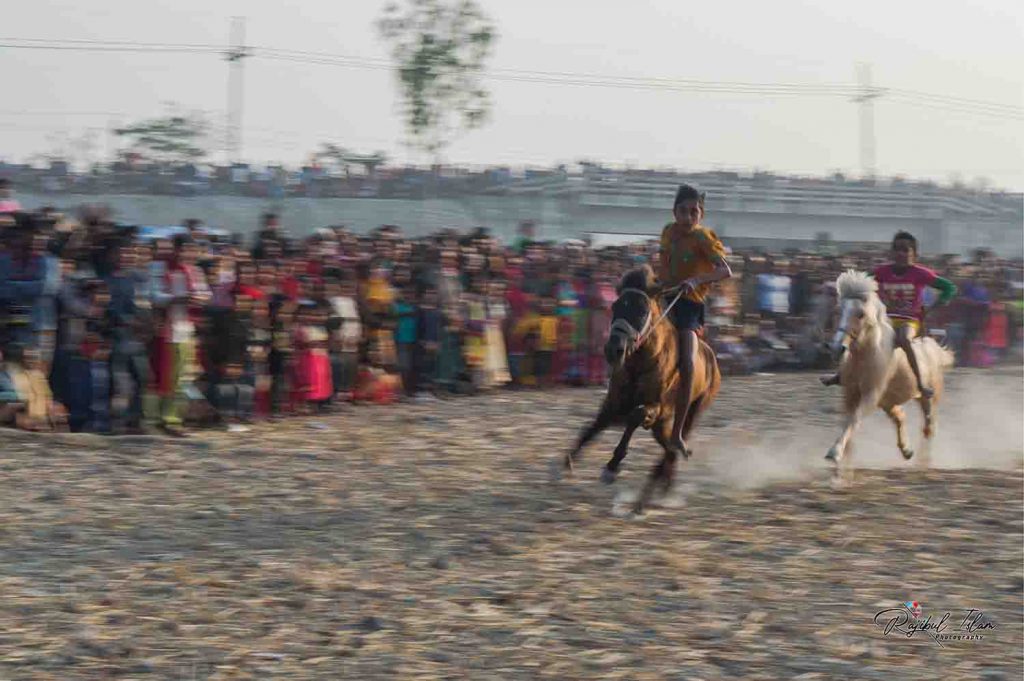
[665,297,705,332]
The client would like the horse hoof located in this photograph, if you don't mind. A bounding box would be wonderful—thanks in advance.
[550,457,570,482]
[669,443,691,460]
[901,448,914,461]
[825,447,839,462]
[600,467,618,485]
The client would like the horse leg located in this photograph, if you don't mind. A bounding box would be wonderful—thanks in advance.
[826,395,866,465]
[601,405,647,484]
[651,418,679,493]
[564,404,614,473]
[884,404,913,460]
[919,395,935,439]
[634,439,677,515]
[916,395,936,468]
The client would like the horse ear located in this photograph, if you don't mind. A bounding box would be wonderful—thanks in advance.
[643,265,657,293]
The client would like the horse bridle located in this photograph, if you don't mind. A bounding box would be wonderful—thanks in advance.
[834,294,869,345]
[610,285,686,354]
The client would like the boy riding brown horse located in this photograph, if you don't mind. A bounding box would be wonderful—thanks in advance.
[563,184,730,513]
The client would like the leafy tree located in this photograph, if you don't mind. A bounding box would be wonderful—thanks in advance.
[115,109,208,165]
[377,0,496,160]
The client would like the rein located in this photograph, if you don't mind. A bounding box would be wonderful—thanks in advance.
[614,284,687,351]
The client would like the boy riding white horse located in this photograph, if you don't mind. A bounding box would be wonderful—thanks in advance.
[825,269,954,469]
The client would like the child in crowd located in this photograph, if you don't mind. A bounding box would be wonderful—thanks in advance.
[3,345,66,432]
[209,292,256,431]
[269,296,297,416]
[393,284,419,397]
[329,275,361,402]
[536,296,560,387]
[484,279,511,387]
[416,287,443,394]
[462,281,488,390]
[293,301,333,413]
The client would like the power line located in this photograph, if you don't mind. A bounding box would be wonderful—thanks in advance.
[2,37,1021,120]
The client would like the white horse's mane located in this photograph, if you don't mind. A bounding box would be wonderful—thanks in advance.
[836,269,877,300]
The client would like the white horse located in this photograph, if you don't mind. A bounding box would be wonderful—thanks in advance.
[825,270,954,471]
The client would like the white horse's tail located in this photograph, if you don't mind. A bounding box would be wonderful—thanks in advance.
[919,336,955,370]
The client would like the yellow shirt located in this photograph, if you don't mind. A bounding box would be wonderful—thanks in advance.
[514,313,559,352]
[658,223,727,302]
[364,275,395,319]
[538,315,559,351]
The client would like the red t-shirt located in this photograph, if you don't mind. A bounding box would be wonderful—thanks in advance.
[874,264,937,320]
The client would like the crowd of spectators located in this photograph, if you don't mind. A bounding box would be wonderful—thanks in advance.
[1,193,1021,436]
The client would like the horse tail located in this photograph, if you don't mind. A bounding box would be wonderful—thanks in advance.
[921,336,956,369]
[700,340,722,403]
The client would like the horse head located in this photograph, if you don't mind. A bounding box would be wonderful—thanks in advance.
[606,265,660,369]
[830,269,888,360]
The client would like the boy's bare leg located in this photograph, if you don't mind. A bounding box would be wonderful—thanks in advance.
[897,325,933,398]
[670,329,696,456]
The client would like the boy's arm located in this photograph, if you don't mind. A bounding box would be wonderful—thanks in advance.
[691,259,732,287]
[685,230,732,288]
[930,276,957,306]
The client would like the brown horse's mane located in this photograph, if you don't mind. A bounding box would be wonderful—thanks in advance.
[615,266,680,400]
[616,266,658,296]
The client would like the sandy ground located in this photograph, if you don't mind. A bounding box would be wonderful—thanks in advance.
[1,368,1021,679]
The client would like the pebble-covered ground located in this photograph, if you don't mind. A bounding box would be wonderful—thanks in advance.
[1,368,1021,679]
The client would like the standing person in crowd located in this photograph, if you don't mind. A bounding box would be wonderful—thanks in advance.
[393,283,419,397]
[269,295,298,416]
[0,214,48,352]
[61,276,106,432]
[327,274,361,402]
[208,290,256,431]
[462,279,488,390]
[536,296,560,388]
[586,265,616,386]
[293,301,334,413]
[416,287,443,395]
[514,296,559,389]
[106,241,151,433]
[436,296,463,394]
[152,235,211,436]
[503,266,529,385]
[484,279,511,388]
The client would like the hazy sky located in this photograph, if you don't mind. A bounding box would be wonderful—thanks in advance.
[3,0,1022,189]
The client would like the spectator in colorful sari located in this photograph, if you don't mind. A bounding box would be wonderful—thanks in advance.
[151,235,211,436]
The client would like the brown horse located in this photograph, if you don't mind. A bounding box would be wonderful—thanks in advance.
[564,266,722,513]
